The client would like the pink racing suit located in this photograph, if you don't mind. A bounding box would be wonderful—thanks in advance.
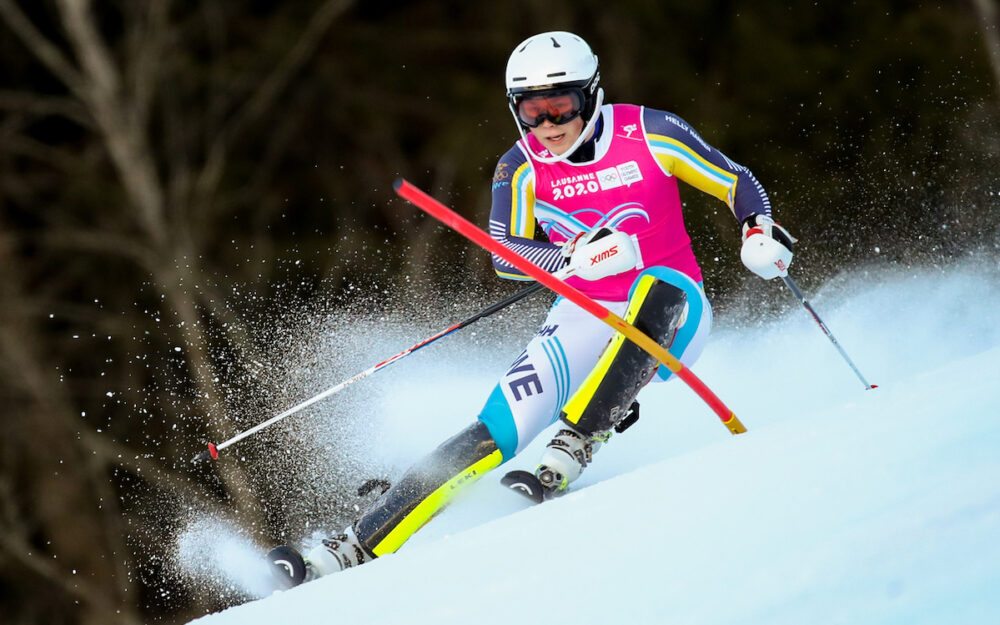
[489,103,771,300]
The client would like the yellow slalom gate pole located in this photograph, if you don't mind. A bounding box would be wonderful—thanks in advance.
[394,178,746,435]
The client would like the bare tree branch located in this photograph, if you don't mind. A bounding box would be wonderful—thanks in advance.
[0,273,143,625]
[229,0,353,139]
[50,0,170,246]
[0,531,104,610]
[0,90,92,127]
[193,0,354,217]
[125,0,172,132]
[39,228,162,273]
[1,133,95,175]
[55,0,120,97]
[0,0,85,95]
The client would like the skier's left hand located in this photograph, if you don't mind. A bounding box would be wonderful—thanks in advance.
[567,226,639,281]
[740,214,797,280]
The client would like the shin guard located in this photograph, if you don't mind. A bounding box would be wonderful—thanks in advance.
[560,274,687,435]
[354,421,503,557]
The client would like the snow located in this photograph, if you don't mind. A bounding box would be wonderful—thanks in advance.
[185,263,1000,625]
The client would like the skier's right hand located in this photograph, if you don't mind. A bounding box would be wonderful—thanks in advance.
[560,226,623,263]
[566,227,639,281]
[559,231,586,263]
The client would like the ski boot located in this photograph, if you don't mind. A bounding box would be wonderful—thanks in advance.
[501,425,611,503]
[535,425,611,495]
[267,526,369,589]
[533,400,640,497]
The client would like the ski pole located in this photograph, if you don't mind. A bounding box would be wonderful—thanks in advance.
[192,281,546,462]
[394,178,746,435]
[781,274,876,390]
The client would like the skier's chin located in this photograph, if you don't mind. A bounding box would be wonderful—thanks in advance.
[543,133,570,154]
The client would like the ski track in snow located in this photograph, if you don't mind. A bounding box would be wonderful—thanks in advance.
[178,262,1000,624]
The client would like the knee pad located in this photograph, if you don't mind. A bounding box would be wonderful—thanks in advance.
[560,275,687,435]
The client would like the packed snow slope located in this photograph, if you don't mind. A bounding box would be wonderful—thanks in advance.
[189,264,1000,625]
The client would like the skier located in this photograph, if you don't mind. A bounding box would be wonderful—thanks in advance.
[269,30,795,586]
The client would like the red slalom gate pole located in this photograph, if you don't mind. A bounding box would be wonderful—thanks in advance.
[394,178,746,435]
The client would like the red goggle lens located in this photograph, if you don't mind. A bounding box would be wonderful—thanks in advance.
[515,89,585,128]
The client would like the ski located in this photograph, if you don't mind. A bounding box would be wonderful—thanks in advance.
[266,545,308,589]
[500,470,550,504]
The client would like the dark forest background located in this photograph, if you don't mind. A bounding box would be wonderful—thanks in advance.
[1,1,999,623]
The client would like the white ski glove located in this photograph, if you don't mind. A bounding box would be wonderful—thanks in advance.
[559,231,587,263]
[565,226,640,281]
[740,214,797,280]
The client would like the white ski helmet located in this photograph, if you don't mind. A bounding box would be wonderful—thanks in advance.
[506,32,599,96]
[504,31,605,162]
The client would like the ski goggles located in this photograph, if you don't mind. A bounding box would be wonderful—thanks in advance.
[513,88,586,128]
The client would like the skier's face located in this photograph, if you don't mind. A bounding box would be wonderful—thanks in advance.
[528,116,586,156]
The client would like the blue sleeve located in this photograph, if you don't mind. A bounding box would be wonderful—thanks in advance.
[643,108,772,224]
[488,146,565,280]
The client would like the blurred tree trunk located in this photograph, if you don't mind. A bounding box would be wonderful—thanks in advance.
[0,227,143,625]
[0,0,351,621]
[972,0,1000,101]
[0,0,259,520]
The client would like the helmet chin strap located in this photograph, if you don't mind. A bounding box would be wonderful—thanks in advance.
[509,88,605,164]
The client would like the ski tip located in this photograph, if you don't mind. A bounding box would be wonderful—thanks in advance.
[191,442,218,464]
[267,545,308,589]
[867,384,879,390]
[500,470,546,504]
[392,178,404,192]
